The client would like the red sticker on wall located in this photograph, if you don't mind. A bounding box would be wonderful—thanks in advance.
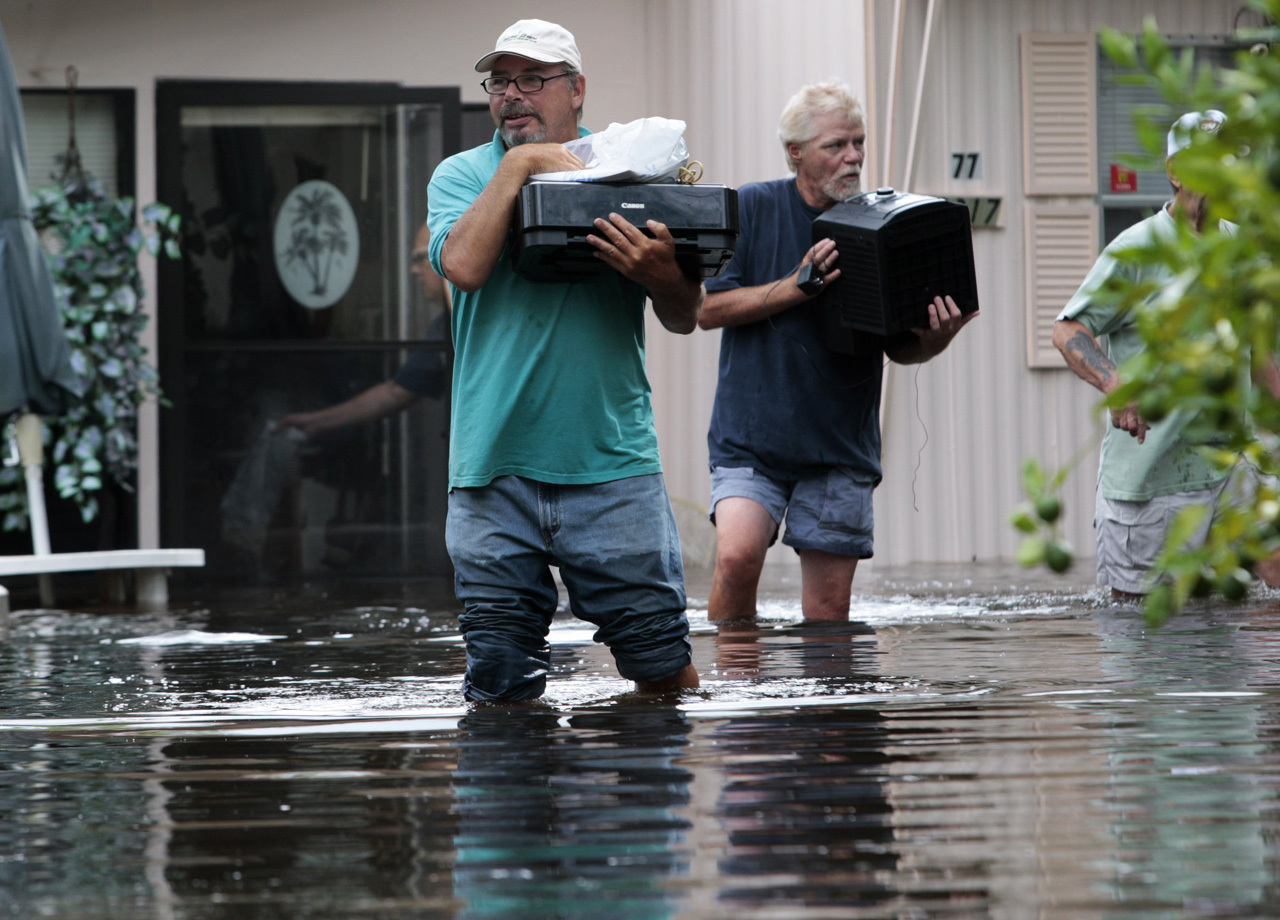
[1110,164,1138,193]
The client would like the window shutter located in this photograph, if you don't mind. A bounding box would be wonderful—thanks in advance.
[1023,202,1098,368]
[1021,33,1095,196]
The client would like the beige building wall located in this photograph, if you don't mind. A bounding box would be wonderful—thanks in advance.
[864,0,1241,573]
[1,0,869,558]
[0,0,1243,573]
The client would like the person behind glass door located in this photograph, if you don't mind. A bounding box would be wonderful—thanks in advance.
[273,223,452,439]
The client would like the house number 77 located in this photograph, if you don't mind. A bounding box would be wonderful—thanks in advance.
[951,152,980,180]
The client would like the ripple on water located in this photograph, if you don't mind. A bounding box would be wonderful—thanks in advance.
[3,567,1280,919]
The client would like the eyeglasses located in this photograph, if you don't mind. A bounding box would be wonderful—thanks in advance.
[481,72,571,95]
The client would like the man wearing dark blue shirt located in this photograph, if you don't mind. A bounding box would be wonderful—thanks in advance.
[699,80,977,623]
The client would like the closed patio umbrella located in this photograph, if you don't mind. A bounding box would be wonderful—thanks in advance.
[0,21,79,419]
[0,21,82,568]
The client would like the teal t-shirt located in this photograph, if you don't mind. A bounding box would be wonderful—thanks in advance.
[427,130,663,489]
[1058,206,1236,501]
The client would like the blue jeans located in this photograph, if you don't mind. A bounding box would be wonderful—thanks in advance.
[446,474,692,701]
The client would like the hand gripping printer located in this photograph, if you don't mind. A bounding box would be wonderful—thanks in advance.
[811,187,979,355]
[510,180,739,282]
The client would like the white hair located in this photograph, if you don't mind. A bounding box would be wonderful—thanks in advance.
[778,80,863,173]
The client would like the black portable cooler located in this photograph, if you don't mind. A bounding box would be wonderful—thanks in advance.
[813,188,978,354]
[511,180,739,282]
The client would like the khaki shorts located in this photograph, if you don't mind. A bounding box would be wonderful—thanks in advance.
[1094,466,1266,595]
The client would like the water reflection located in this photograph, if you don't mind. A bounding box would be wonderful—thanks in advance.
[453,706,692,920]
[710,707,897,912]
[151,733,459,915]
[1091,608,1278,918]
[712,619,878,683]
[699,623,899,914]
[3,573,1280,918]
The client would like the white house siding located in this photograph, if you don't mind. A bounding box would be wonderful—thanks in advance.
[0,0,1240,572]
[865,0,1239,572]
[0,0,666,549]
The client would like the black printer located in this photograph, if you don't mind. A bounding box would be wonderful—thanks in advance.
[813,188,978,355]
[511,180,739,282]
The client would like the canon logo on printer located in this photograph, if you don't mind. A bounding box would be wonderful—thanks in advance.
[620,202,645,209]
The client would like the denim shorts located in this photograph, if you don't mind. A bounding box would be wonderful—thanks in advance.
[446,474,692,701]
[710,465,875,558]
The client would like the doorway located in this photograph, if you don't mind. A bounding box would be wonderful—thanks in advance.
[156,80,460,583]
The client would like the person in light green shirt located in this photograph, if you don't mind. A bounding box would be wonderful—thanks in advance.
[1049,111,1239,596]
[1054,110,1244,598]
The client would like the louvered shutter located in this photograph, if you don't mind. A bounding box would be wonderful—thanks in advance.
[1023,203,1098,368]
[1021,33,1098,368]
[1021,33,1096,196]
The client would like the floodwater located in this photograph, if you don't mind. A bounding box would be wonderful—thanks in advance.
[3,561,1280,919]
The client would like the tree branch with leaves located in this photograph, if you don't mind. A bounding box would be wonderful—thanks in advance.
[1014,2,1280,624]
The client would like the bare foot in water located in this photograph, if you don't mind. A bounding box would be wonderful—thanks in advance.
[635,663,700,694]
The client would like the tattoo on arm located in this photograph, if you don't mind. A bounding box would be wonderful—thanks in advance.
[1064,329,1117,389]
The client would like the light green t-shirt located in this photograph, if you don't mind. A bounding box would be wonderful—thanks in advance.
[427,131,663,489]
[1058,205,1236,501]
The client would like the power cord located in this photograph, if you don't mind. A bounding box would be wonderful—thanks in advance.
[752,260,931,507]
[757,258,889,392]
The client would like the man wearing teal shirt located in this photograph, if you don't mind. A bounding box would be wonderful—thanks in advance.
[427,19,703,700]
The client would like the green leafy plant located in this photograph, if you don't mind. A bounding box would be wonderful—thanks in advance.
[0,170,179,532]
[1010,459,1074,574]
[1015,1,1280,624]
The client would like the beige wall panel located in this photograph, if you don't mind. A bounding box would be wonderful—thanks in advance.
[864,0,1236,572]
[1024,202,1101,368]
[1,0,1236,570]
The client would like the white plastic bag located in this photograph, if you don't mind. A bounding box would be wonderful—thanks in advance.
[532,116,689,183]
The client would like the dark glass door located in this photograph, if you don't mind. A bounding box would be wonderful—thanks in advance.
[156,81,460,583]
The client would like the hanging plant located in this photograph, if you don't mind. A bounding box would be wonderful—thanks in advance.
[0,169,179,531]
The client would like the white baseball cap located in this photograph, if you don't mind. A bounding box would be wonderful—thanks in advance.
[474,19,581,73]
[1167,109,1226,158]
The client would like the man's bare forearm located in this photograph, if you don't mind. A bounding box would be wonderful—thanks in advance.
[650,276,705,334]
[439,159,528,293]
[441,144,586,292]
[1054,319,1118,394]
[697,277,806,330]
[1054,317,1149,441]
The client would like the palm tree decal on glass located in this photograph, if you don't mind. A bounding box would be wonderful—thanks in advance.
[273,180,360,310]
[282,185,348,296]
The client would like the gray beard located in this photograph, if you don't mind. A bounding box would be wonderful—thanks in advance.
[822,174,861,203]
[499,103,546,147]
[502,124,547,146]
